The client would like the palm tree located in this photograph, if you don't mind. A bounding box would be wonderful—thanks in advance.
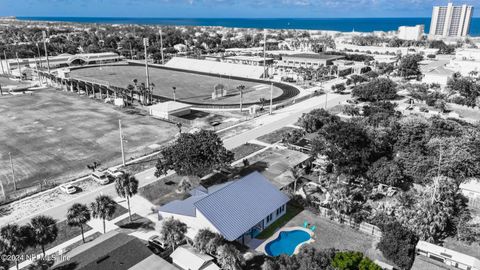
[0,224,32,270]
[159,218,187,251]
[126,84,135,106]
[90,195,117,233]
[290,167,304,194]
[30,215,58,257]
[27,257,54,270]
[237,85,245,112]
[66,203,91,243]
[114,173,139,222]
[172,86,177,101]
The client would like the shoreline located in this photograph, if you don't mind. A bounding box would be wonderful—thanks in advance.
[8,16,475,36]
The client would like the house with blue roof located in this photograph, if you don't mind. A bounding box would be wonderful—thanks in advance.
[158,171,290,244]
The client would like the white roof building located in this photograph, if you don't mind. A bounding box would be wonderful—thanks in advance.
[416,241,480,270]
[170,246,220,270]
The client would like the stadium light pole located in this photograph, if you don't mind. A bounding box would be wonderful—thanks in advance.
[4,50,11,75]
[42,31,50,74]
[159,28,165,65]
[269,82,273,115]
[15,52,20,78]
[119,120,126,166]
[143,38,150,104]
[263,29,267,78]
[8,152,16,191]
[35,42,42,68]
[0,52,4,75]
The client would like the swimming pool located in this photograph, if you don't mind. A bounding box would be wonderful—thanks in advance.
[265,230,312,256]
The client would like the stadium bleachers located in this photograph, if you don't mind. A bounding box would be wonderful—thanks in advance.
[165,57,266,79]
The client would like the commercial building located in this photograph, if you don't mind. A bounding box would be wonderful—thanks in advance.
[429,3,474,39]
[279,53,344,69]
[398,25,425,41]
[446,48,480,76]
[223,55,274,66]
[158,171,290,244]
[0,52,124,74]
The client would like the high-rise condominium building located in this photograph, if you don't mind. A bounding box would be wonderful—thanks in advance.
[429,3,474,39]
[398,25,425,41]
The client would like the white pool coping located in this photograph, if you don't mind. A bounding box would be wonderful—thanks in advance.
[256,226,315,256]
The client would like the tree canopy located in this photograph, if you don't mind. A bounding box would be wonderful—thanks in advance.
[352,78,397,102]
[155,130,234,177]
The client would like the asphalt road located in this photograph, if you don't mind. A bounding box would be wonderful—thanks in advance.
[13,92,349,226]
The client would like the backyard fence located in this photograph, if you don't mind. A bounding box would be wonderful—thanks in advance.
[317,206,383,238]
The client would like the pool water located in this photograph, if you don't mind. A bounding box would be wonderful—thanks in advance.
[265,230,311,256]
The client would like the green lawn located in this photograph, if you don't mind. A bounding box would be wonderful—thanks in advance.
[232,143,265,161]
[106,203,128,221]
[257,127,297,144]
[139,173,196,206]
[256,203,304,239]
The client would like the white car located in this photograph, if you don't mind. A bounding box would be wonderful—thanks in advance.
[106,167,124,178]
[60,183,76,194]
[91,171,110,185]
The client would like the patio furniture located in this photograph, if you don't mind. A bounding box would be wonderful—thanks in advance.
[310,225,316,232]
[303,221,309,228]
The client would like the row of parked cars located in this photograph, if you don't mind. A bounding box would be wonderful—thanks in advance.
[59,167,125,194]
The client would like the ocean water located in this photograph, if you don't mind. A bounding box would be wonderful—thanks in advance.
[17,17,480,36]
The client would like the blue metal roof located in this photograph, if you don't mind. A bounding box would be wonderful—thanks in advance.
[194,171,290,241]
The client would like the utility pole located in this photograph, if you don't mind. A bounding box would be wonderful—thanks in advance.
[35,42,42,68]
[129,42,133,60]
[15,52,20,78]
[143,38,150,104]
[263,29,267,78]
[0,51,4,75]
[159,28,165,65]
[172,87,176,102]
[119,120,126,166]
[325,91,328,109]
[0,177,5,200]
[240,89,243,112]
[42,31,50,74]
[4,51,11,75]
[269,82,273,115]
[8,152,16,191]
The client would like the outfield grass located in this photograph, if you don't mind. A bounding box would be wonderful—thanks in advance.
[70,65,284,105]
[256,127,297,144]
[231,143,265,161]
[0,89,177,190]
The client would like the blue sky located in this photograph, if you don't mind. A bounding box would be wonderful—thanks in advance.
[0,0,478,18]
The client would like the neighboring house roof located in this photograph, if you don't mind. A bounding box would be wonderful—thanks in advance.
[52,231,157,270]
[416,241,480,269]
[194,171,290,241]
[130,255,179,270]
[283,53,344,60]
[170,245,220,270]
[460,178,480,194]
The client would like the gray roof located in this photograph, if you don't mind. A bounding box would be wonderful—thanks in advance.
[194,171,290,241]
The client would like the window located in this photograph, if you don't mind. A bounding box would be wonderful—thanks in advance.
[266,213,273,223]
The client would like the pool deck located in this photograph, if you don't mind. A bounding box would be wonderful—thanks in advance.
[255,226,315,256]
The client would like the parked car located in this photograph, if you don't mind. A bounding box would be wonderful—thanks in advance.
[106,167,124,179]
[91,171,109,185]
[148,235,167,253]
[59,183,76,194]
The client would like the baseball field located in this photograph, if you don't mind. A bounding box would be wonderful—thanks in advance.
[0,89,177,190]
[70,65,286,105]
